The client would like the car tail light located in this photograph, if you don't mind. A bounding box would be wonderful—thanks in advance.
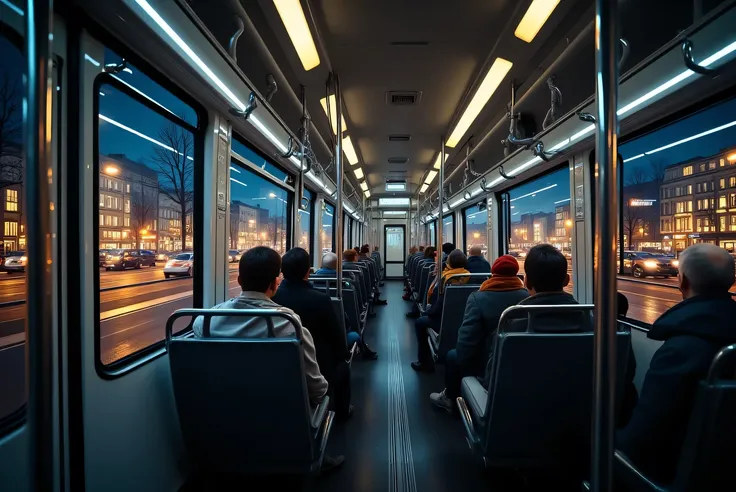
[165,260,175,267]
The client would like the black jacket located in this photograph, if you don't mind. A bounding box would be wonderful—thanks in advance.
[617,293,736,484]
[466,255,491,275]
[272,279,348,379]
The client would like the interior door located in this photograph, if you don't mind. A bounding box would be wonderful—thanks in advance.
[384,225,406,278]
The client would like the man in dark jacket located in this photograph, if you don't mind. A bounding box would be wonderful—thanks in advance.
[466,245,491,283]
[273,247,354,420]
[617,243,736,484]
[430,254,528,411]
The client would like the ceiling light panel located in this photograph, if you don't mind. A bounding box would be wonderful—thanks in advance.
[446,58,513,147]
[424,170,438,184]
[420,183,429,194]
[514,0,561,43]
[342,135,359,165]
[364,190,371,197]
[273,0,321,71]
[360,181,369,191]
[433,153,449,170]
[320,95,348,135]
[353,167,364,179]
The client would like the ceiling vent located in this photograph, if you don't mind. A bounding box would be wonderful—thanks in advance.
[390,41,429,46]
[386,91,422,106]
[388,169,406,173]
[388,134,411,142]
[388,157,409,164]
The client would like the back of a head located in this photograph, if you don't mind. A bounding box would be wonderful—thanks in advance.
[442,242,455,255]
[492,254,519,277]
[321,252,338,270]
[419,245,425,252]
[679,243,735,295]
[360,245,370,254]
[469,245,483,257]
[281,247,310,281]
[617,292,629,317]
[424,246,436,259]
[343,249,358,262]
[447,249,468,269]
[239,246,281,292]
[409,246,418,255]
[525,244,568,293]
[374,246,379,251]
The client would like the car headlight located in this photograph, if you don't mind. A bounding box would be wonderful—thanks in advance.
[20,256,27,262]
[671,260,679,267]
[643,260,658,268]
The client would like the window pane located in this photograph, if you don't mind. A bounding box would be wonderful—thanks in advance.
[297,188,313,252]
[230,161,290,255]
[464,205,487,257]
[428,221,436,247]
[321,202,335,254]
[97,79,196,366]
[507,167,573,293]
[619,97,736,324]
[442,214,454,245]
[0,14,26,423]
[232,137,290,184]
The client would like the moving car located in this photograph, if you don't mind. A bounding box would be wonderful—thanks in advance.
[99,249,110,267]
[227,250,242,263]
[1,251,27,273]
[104,249,157,271]
[622,251,679,278]
[164,253,194,278]
[156,251,171,262]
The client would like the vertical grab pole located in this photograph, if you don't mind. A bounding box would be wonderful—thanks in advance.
[295,85,306,253]
[437,140,445,273]
[334,74,344,298]
[26,0,55,490]
[592,0,619,491]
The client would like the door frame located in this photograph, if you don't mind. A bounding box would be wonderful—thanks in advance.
[383,224,406,279]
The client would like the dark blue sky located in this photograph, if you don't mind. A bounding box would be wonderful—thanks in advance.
[508,167,571,222]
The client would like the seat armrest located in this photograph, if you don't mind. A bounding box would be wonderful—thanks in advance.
[456,397,480,450]
[613,450,667,492]
[311,395,331,432]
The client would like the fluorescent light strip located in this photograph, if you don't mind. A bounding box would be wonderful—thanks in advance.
[554,198,571,204]
[364,190,371,198]
[510,183,557,202]
[449,197,466,208]
[249,114,289,154]
[230,177,247,188]
[353,168,364,179]
[110,73,178,118]
[425,170,438,184]
[343,135,359,165]
[512,156,543,176]
[1,0,24,16]
[229,166,241,173]
[84,54,101,67]
[420,183,429,193]
[134,0,246,111]
[623,153,645,163]
[570,124,595,142]
[645,119,736,155]
[433,152,449,170]
[514,0,560,43]
[320,95,348,135]
[272,0,320,71]
[99,114,193,160]
[447,57,514,147]
[360,181,369,192]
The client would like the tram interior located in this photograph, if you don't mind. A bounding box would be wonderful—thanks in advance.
[1,0,736,491]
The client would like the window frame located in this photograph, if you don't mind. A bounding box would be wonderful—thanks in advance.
[442,213,455,246]
[461,199,487,255]
[92,53,207,379]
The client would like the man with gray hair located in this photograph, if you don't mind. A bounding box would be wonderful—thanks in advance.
[315,252,338,275]
[618,243,736,483]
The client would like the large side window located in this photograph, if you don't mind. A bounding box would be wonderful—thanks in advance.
[229,160,291,255]
[428,220,437,247]
[232,137,290,184]
[321,201,335,253]
[297,188,313,253]
[96,49,199,369]
[442,214,454,246]
[0,12,26,424]
[464,204,488,257]
[618,97,736,325]
[506,167,573,292]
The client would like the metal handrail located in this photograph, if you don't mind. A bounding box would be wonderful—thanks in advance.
[165,308,303,342]
[707,344,736,382]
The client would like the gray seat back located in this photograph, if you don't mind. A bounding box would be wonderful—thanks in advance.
[669,344,736,491]
[481,304,630,469]
[417,264,432,304]
[330,297,347,346]
[310,278,361,333]
[436,285,481,360]
[166,309,320,475]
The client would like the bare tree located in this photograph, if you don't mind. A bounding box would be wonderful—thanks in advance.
[648,157,667,183]
[152,123,193,251]
[625,166,649,186]
[0,74,23,189]
[130,187,157,249]
[622,200,646,249]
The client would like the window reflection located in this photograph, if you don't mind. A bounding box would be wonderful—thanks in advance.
[464,204,487,257]
[506,167,572,292]
[321,202,335,254]
[297,188,313,252]
[428,220,436,247]
[443,214,454,245]
[232,137,290,184]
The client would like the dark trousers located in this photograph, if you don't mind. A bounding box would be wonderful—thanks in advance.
[414,316,434,364]
[327,361,351,417]
[445,349,482,399]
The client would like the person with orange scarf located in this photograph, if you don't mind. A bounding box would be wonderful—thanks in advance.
[411,250,470,373]
[429,254,528,411]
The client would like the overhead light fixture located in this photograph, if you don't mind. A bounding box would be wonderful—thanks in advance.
[420,183,429,194]
[424,170,438,184]
[360,181,369,192]
[386,181,407,192]
[272,0,320,71]
[449,197,466,208]
[433,152,449,170]
[446,57,513,147]
[353,167,364,179]
[343,135,359,165]
[383,211,406,216]
[320,95,348,135]
[379,197,411,207]
[364,190,371,198]
[514,0,561,43]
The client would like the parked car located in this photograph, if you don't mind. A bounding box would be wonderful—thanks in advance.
[228,250,242,263]
[164,253,194,278]
[1,251,27,273]
[155,251,171,262]
[104,249,157,271]
[621,250,679,278]
[99,249,110,267]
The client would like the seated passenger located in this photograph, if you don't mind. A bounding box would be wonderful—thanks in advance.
[429,255,528,411]
[441,242,455,268]
[345,248,387,305]
[617,292,638,428]
[193,246,328,405]
[617,243,736,484]
[411,249,470,373]
[359,244,370,260]
[272,248,354,420]
[466,245,491,278]
[418,245,425,253]
[406,246,437,316]
[314,252,339,276]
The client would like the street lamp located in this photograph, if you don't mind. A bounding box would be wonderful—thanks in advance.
[565,219,573,228]
[104,165,120,175]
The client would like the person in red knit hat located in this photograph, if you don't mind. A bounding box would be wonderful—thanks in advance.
[429,253,528,412]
